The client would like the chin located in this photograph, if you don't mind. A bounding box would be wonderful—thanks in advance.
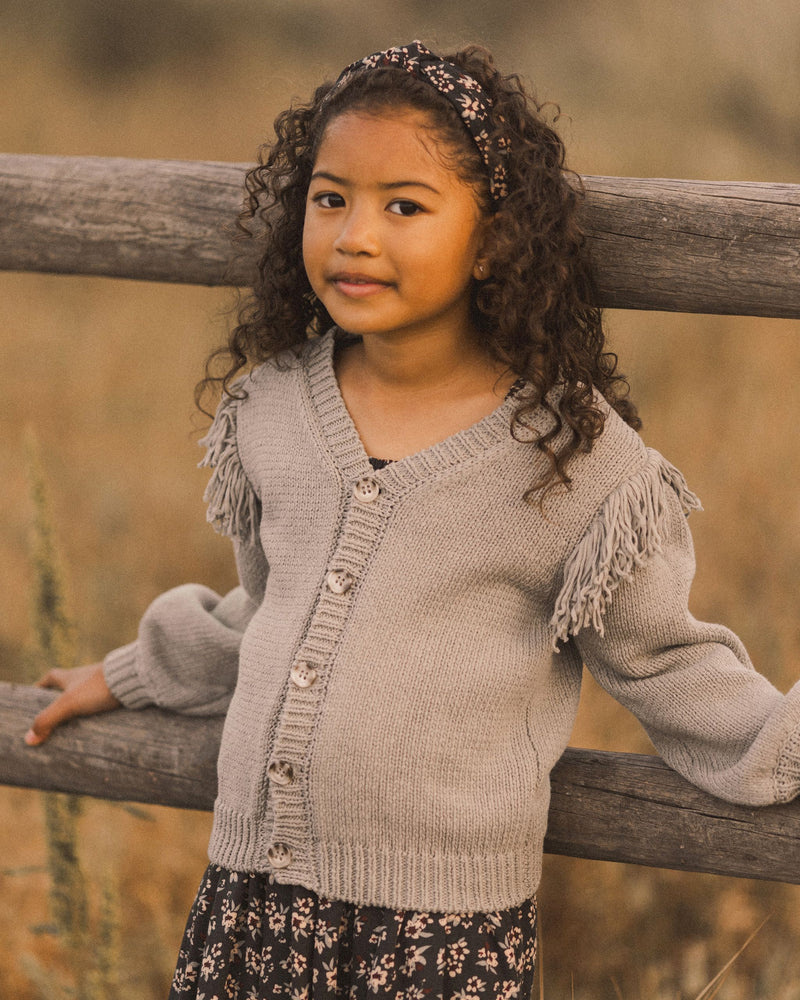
[324,314,392,338]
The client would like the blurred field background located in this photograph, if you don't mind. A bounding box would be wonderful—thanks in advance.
[1,0,800,997]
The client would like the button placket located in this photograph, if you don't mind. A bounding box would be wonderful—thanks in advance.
[266,469,394,884]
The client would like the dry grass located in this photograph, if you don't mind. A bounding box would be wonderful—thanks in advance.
[2,2,800,996]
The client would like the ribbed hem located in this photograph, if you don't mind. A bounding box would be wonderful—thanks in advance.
[103,641,154,709]
[315,841,543,913]
[208,816,545,912]
[208,800,270,872]
[207,798,546,912]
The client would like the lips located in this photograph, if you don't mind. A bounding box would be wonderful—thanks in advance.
[328,272,393,298]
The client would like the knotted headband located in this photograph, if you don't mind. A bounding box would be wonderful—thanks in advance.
[324,41,508,203]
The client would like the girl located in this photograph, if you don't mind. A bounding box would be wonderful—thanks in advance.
[24,41,800,1000]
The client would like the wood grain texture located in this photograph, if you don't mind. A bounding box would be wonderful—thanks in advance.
[545,747,800,884]
[0,155,249,286]
[3,682,799,883]
[1,154,798,316]
[581,176,800,317]
[3,682,222,810]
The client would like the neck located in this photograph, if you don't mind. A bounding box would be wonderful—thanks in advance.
[341,325,499,397]
[332,325,518,461]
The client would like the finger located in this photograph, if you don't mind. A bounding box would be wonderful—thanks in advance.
[24,692,77,746]
[23,726,47,746]
[25,670,121,746]
[34,670,67,691]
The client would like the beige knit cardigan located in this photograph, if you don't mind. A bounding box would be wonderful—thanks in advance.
[104,330,800,912]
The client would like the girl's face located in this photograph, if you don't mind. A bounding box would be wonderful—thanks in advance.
[303,109,490,349]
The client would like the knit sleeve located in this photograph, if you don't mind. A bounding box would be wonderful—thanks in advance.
[103,392,269,715]
[560,449,800,806]
[103,583,260,714]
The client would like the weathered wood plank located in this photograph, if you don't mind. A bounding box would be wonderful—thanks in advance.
[581,176,800,318]
[1,682,222,810]
[0,155,247,287]
[3,681,799,883]
[545,748,800,884]
[1,154,798,317]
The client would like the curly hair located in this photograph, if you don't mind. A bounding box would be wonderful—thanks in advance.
[198,44,640,500]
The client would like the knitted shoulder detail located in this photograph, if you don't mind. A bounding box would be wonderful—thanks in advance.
[198,392,260,546]
[551,448,701,648]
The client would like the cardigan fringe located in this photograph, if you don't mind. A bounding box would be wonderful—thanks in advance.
[199,393,260,546]
[550,448,702,647]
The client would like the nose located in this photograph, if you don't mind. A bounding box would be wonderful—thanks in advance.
[333,205,380,256]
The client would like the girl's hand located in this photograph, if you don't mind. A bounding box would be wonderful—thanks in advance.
[24,663,122,746]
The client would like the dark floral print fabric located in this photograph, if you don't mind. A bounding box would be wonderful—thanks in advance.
[170,865,537,999]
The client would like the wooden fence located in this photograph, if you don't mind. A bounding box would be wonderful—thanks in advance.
[2,154,799,316]
[2,153,800,886]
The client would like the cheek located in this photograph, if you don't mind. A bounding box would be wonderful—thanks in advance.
[301,212,312,266]
[301,213,321,282]
[429,224,482,284]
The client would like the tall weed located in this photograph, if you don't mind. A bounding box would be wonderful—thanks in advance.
[22,435,120,1000]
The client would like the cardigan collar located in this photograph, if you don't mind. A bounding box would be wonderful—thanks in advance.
[302,329,539,495]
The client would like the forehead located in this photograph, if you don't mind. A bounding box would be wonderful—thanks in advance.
[313,109,467,186]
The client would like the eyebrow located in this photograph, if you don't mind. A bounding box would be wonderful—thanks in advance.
[310,170,441,194]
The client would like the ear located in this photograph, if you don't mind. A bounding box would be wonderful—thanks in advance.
[472,214,495,280]
[472,258,490,281]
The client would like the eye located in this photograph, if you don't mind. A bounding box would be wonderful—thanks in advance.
[388,199,424,217]
[313,192,345,209]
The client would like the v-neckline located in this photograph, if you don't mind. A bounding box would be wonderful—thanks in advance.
[302,330,541,493]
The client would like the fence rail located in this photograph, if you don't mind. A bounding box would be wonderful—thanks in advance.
[1,154,799,317]
[3,682,799,884]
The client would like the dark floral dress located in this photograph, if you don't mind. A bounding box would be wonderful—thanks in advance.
[169,865,537,999]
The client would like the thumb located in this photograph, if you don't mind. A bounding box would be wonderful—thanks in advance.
[25,692,78,746]
[24,667,121,746]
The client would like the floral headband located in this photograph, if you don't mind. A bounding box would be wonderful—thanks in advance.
[324,40,509,203]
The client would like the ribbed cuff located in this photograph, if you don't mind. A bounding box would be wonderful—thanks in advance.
[776,727,800,802]
[103,641,154,709]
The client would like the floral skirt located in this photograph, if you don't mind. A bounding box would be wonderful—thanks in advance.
[169,864,537,999]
